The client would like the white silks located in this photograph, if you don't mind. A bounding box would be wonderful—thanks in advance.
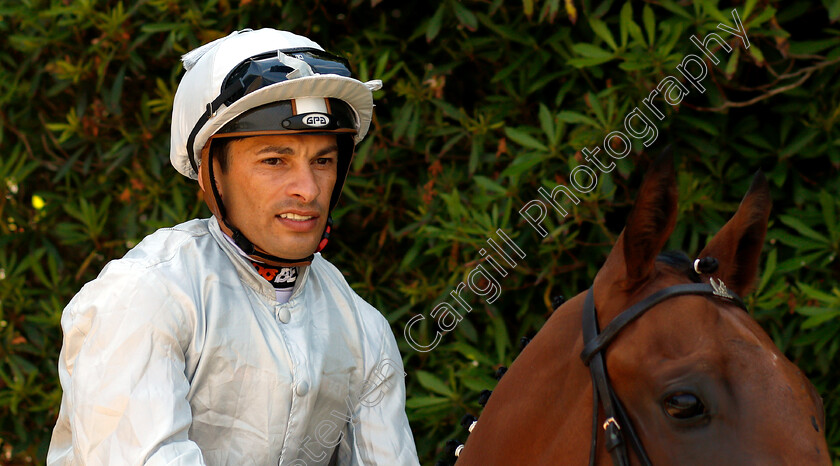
[47,216,420,466]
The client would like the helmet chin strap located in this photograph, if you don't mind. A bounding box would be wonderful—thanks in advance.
[199,144,330,267]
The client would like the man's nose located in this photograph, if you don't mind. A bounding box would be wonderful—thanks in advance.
[286,163,320,202]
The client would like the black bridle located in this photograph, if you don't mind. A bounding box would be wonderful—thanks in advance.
[579,278,747,466]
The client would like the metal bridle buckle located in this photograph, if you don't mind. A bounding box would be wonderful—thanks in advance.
[603,417,621,431]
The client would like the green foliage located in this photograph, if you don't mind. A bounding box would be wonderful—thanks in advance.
[0,0,838,463]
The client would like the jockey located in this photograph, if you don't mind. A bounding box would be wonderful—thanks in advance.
[48,28,420,466]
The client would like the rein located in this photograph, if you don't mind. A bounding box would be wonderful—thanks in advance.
[579,279,747,466]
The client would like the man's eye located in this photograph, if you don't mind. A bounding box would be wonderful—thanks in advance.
[315,157,335,165]
[262,158,283,165]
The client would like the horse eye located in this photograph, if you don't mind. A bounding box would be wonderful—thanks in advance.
[663,392,706,420]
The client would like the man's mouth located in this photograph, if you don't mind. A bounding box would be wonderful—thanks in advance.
[278,212,315,221]
[275,211,320,232]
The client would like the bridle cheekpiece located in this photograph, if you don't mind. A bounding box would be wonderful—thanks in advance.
[579,256,746,466]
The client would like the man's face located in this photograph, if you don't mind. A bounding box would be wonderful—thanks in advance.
[214,134,338,259]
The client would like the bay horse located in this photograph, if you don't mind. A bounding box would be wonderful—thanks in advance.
[453,154,830,465]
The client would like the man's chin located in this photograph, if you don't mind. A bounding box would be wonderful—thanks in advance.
[259,239,320,260]
[246,224,324,260]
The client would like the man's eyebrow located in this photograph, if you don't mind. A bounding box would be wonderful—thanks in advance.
[254,144,339,157]
[315,144,339,157]
[256,145,294,155]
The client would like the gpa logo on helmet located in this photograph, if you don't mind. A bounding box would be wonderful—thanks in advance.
[302,113,331,128]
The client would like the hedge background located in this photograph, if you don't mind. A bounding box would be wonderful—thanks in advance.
[1,0,838,464]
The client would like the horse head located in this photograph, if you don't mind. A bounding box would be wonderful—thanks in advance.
[454,153,830,465]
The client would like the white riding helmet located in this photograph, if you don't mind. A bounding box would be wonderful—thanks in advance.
[170,28,381,179]
[169,28,382,266]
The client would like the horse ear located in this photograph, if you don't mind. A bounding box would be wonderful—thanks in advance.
[598,148,678,289]
[697,170,771,296]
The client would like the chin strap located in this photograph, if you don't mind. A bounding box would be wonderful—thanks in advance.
[200,143,330,267]
[317,216,332,252]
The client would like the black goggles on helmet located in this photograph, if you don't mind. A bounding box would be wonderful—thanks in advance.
[220,48,352,106]
[186,48,354,173]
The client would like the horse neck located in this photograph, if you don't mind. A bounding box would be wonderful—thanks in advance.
[458,291,597,464]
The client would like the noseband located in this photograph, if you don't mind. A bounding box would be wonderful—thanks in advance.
[579,277,747,466]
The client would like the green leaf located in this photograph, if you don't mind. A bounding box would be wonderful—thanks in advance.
[826,0,840,21]
[523,0,534,17]
[431,99,464,121]
[526,71,565,95]
[469,137,481,175]
[748,45,765,65]
[779,215,829,244]
[460,374,497,392]
[658,22,684,55]
[426,3,446,42]
[627,20,647,47]
[776,251,826,273]
[105,64,126,115]
[352,137,374,172]
[746,6,777,27]
[500,152,548,178]
[556,111,600,128]
[774,234,827,251]
[473,175,507,194]
[572,43,615,60]
[504,127,548,151]
[406,396,450,409]
[642,5,655,46]
[448,341,496,366]
[392,102,414,141]
[415,370,455,397]
[740,130,773,150]
[756,248,777,294]
[139,22,181,33]
[658,0,693,19]
[724,47,740,77]
[680,115,719,136]
[619,2,633,48]
[439,188,467,220]
[788,38,840,55]
[491,313,509,362]
[452,2,478,31]
[798,282,839,303]
[698,0,730,23]
[743,0,759,18]
[802,311,840,329]
[587,92,606,127]
[399,241,424,271]
[589,18,618,51]
[818,190,838,238]
[567,56,616,67]
[538,103,556,147]
[780,128,820,158]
